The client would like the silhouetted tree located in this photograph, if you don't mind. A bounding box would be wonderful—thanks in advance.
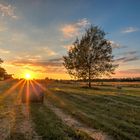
[0,58,3,64]
[63,25,118,87]
[0,58,7,79]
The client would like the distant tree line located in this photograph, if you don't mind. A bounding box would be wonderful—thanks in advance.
[54,78,140,83]
[79,78,140,82]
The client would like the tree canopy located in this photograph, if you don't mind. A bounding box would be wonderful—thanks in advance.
[63,25,118,87]
[0,58,7,79]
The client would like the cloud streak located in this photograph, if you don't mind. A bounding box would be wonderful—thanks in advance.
[0,48,10,54]
[115,56,139,63]
[0,3,17,19]
[10,58,65,74]
[121,27,139,33]
[118,68,140,74]
[61,18,90,38]
[11,58,63,67]
[109,41,126,49]
[115,49,139,64]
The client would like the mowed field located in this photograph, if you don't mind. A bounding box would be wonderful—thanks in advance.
[0,80,140,140]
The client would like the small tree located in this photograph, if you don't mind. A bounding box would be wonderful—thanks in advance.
[63,25,118,87]
[0,58,7,79]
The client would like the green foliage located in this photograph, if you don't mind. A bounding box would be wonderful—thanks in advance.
[63,25,118,87]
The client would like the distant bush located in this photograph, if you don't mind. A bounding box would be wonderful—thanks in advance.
[116,85,122,89]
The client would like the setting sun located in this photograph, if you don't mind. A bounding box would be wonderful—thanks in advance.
[25,73,32,80]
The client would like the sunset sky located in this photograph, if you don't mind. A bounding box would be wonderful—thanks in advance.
[0,0,140,79]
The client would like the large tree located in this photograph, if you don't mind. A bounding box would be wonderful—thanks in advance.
[63,25,117,87]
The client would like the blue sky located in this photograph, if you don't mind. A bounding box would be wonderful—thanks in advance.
[0,0,140,79]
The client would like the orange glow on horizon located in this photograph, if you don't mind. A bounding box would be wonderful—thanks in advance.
[3,63,140,80]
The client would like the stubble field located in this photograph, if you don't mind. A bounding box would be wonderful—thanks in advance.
[0,80,140,140]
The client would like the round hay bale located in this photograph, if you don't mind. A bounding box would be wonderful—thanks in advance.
[21,83,44,103]
[116,85,122,90]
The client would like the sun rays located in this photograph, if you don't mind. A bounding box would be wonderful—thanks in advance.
[0,78,65,121]
[1,78,46,105]
[0,78,66,128]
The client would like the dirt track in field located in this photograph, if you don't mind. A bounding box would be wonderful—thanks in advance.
[45,100,113,140]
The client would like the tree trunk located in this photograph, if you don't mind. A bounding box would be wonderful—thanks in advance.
[88,79,91,88]
[88,67,91,88]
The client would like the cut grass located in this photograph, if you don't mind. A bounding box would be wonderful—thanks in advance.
[0,80,93,140]
[1,80,140,140]
[0,81,26,140]
[30,103,93,140]
[46,82,140,140]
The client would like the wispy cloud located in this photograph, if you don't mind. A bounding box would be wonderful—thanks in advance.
[0,23,7,32]
[115,68,140,78]
[118,68,140,74]
[15,55,42,62]
[61,18,90,38]
[121,27,139,33]
[63,44,74,50]
[115,49,140,63]
[115,56,139,63]
[0,3,17,19]
[10,58,65,74]
[0,48,10,54]
[42,47,57,56]
[109,41,126,49]
[123,51,137,55]
[11,47,58,62]
[23,67,47,74]
[115,54,140,64]
[11,58,63,67]
[61,25,78,38]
